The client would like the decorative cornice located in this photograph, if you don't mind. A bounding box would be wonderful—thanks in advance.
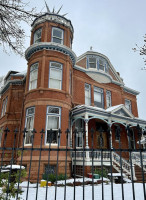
[123,86,139,96]
[31,13,74,34]
[0,79,24,95]
[25,42,77,65]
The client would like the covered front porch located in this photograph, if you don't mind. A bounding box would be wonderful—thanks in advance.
[70,104,146,179]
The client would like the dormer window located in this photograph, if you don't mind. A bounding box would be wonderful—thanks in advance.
[87,56,109,73]
[99,59,104,71]
[89,57,96,68]
[52,27,63,44]
[33,28,42,43]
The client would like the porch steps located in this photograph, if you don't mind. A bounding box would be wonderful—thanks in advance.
[112,163,130,179]
[134,165,146,183]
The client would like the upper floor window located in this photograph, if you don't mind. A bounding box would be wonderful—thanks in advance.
[106,91,112,108]
[46,106,61,144]
[94,87,104,108]
[1,96,8,117]
[49,62,62,90]
[29,63,38,91]
[33,28,42,43]
[125,99,131,112]
[25,107,35,145]
[85,84,91,106]
[52,27,63,44]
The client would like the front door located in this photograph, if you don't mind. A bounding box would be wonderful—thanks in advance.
[96,131,108,149]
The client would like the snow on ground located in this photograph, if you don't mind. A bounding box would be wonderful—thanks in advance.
[8,180,145,200]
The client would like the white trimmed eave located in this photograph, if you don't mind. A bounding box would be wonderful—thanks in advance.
[74,65,123,87]
[71,105,146,128]
[25,42,77,65]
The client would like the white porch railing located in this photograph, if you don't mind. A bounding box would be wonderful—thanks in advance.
[132,152,146,172]
[72,150,135,178]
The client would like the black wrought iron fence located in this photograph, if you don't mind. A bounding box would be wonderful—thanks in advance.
[0,126,146,200]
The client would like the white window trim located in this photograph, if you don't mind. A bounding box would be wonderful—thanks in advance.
[85,83,91,106]
[125,99,132,113]
[49,62,63,90]
[29,63,38,91]
[25,107,35,146]
[94,86,104,108]
[45,106,61,145]
[52,27,64,45]
[1,97,8,118]
[106,90,112,108]
[33,28,42,43]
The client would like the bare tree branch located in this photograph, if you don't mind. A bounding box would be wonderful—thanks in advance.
[0,0,39,56]
[133,34,146,70]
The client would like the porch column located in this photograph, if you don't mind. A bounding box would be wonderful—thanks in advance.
[110,126,113,149]
[70,125,73,148]
[108,121,113,149]
[85,119,89,148]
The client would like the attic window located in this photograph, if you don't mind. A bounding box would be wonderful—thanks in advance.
[87,56,109,73]
[89,57,96,68]
[99,59,104,71]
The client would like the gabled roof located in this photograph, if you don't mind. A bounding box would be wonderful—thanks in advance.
[106,104,134,118]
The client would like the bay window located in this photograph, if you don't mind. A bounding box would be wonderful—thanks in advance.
[49,62,62,90]
[29,63,38,90]
[46,106,61,144]
[25,107,35,145]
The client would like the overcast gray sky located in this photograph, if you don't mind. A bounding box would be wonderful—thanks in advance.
[0,0,146,120]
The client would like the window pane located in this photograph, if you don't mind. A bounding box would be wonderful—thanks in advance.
[34,29,42,43]
[53,29,62,38]
[89,57,96,68]
[45,165,56,174]
[49,79,61,89]
[48,107,59,114]
[47,116,59,130]
[94,92,102,102]
[27,107,35,115]
[50,68,62,80]
[29,63,38,90]
[26,116,34,130]
[51,62,62,69]
[52,37,62,44]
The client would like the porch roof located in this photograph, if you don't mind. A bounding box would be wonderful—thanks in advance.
[71,104,146,127]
